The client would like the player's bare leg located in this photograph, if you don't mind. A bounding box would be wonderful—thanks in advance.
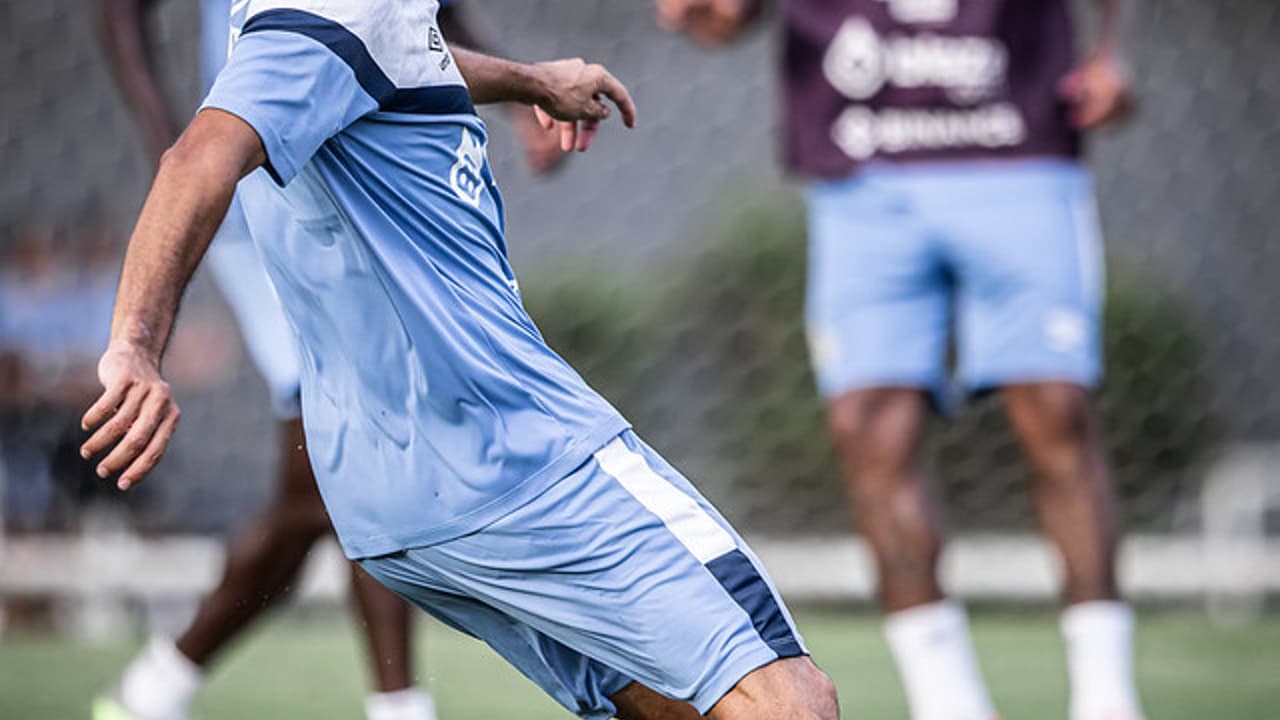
[350,562,415,692]
[828,388,995,720]
[828,388,942,611]
[1003,382,1142,720]
[174,420,331,666]
[705,657,839,720]
[1003,383,1117,603]
[610,683,703,720]
[608,657,838,720]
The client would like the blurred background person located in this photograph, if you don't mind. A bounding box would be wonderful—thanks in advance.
[1,225,121,536]
[657,1,1140,720]
[95,1,566,719]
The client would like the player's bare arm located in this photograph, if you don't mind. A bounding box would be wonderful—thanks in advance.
[656,0,762,46]
[1060,0,1133,129]
[438,3,567,174]
[80,109,265,490]
[82,50,638,490]
[453,48,637,152]
[99,0,178,166]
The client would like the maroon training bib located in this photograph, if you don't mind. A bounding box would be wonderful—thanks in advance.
[782,0,1081,178]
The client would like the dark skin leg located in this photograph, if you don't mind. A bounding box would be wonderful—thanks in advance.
[828,388,944,612]
[1003,383,1119,604]
[175,419,417,691]
[608,657,839,720]
[350,562,415,692]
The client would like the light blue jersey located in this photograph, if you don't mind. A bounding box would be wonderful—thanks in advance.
[202,1,628,558]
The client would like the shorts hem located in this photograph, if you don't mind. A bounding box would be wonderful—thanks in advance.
[818,374,941,398]
[818,376,945,413]
[963,369,1100,396]
[690,647,804,715]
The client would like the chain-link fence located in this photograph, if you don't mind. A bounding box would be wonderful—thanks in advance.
[1,0,1278,543]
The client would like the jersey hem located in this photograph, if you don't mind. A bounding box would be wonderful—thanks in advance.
[337,416,633,559]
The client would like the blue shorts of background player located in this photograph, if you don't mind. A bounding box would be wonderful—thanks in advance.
[805,159,1104,404]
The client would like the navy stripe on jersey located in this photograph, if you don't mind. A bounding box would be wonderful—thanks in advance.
[240,9,475,116]
[706,550,805,658]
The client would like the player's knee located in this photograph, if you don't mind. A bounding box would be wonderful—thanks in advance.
[805,665,840,720]
[717,657,839,720]
[1013,384,1094,443]
[1010,385,1097,469]
[828,389,924,470]
[774,661,839,720]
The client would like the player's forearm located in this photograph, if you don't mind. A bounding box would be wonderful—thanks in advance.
[99,0,177,153]
[110,152,233,360]
[452,47,550,106]
[109,111,264,362]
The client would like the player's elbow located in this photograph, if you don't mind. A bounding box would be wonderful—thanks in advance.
[156,137,201,178]
[159,118,260,189]
[155,135,241,207]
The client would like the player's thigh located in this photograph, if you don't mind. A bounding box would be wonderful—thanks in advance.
[204,197,303,420]
[805,179,949,399]
[359,554,632,720]
[404,431,808,716]
[947,162,1104,392]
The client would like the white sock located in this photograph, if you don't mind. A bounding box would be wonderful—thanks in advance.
[365,687,437,720]
[885,601,996,720]
[1061,601,1144,720]
[117,636,203,720]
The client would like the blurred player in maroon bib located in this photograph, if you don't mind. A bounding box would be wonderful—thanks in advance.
[659,1,1142,719]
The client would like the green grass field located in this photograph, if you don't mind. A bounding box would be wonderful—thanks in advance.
[2,610,1277,719]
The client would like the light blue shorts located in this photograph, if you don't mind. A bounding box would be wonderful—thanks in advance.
[360,430,806,718]
[205,195,302,419]
[806,159,1104,401]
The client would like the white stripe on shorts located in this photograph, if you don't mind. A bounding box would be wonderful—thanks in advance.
[594,438,737,565]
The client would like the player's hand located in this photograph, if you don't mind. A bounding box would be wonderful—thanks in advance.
[80,341,181,490]
[513,105,568,176]
[1059,51,1134,130]
[656,0,758,46]
[531,58,637,153]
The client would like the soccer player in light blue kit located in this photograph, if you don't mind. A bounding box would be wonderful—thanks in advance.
[98,1,571,717]
[81,1,839,717]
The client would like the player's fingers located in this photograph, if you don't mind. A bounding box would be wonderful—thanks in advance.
[80,385,146,460]
[94,388,172,479]
[118,403,180,490]
[581,97,611,123]
[559,121,578,152]
[81,380,130,432]
[577,120,601,152]
[597,70,638,128]
[534,105,556,131]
